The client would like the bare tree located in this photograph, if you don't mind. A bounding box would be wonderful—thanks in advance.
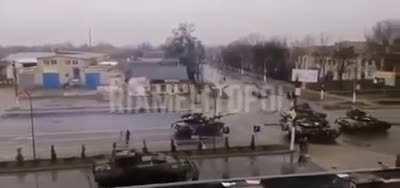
[237,33,266,46]
[364,20,400,71]
[163,23,205,82]
[365,20,395,57]
[319,33,330,46]
[333,45,357,88]
[291,34,316,49]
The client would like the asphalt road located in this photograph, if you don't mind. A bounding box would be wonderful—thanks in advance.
[1,99,400,160]
[1,65,400,187]
[0,154,324,188]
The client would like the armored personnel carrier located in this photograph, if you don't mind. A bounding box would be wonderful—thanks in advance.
[93,150,198,187]
[172,113,227,140]
[335,109,391,133]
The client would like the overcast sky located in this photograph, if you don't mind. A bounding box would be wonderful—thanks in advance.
[0,0,399,46]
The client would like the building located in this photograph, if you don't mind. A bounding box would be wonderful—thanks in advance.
[135,50,179,65]
[36,51,108,89]
[2,52,55,80]
[2,51,121,89]
[128,62,190,95]
[294,42,379,82]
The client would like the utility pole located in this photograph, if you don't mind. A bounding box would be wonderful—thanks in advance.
[289,112,296,151]
[263,60,267,82]
[12,62,19,104]
[240,54,244,75]
[352,63,357,105]
[88,28,93,47]
[25,91,36,160]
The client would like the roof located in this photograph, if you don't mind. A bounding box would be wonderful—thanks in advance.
[2,52,55,63]
[2,51,107,64]
[335,41,367,54]
[128,63,188,81]
[142,50,165,59]
[136,57,179,64]
[37,51,106,60]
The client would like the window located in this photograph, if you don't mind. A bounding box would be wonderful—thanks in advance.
[161,84,166,92]
[22,63,37,67]
[178,84,184,92]
[151,85,156,92]
[43,60,50,65]
[66,60,71,65]
[51,60,57,65]
[72,60,78,65]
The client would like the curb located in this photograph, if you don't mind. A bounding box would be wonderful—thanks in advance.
[0,145,292,174]
[0,163,93,174]
[186,149,294,159]
[1,107,177,118]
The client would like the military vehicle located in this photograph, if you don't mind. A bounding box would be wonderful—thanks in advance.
[280,103,328,131]
[171,113,228,140]
[335,108,391,133]
[288,116,341,143]
[280,104,340,143]
[293,103,327,119]
[93,149,198,187]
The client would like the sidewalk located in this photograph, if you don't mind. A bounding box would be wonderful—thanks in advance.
[309,144,395,171]
[22,88,100,99]
[0,144,294,174]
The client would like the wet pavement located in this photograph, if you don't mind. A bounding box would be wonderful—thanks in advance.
[0,65,400,187]
[0,154,324,188]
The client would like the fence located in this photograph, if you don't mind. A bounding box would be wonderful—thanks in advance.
[205,63,264,81]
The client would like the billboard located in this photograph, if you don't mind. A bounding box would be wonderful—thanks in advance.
[374,71,396,86]
[291,69,319,83]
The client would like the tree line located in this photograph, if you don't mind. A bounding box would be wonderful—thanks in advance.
[220,37,291,81]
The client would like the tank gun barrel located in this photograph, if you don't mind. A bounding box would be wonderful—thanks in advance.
[208,113,236,120]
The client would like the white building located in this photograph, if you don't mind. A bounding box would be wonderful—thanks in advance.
[294,42,380,81]
[3,52,55,80]
[2,51,121,89]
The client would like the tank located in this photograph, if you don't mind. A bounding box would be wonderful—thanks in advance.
[294,103,327,119]
[335,109,391,133]
[280,103,328,131]
[171,113,227,140]
[93,150,198,187]
[280,105,340,143]
[288,116,341,143]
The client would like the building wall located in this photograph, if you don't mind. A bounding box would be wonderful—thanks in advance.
[295,55,378,81]
[37,56,92,86]
[85,66,122,86]
[150,82,190,95]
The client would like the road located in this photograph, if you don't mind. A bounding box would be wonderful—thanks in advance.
[0,64,400,187]
[0,106,290,160]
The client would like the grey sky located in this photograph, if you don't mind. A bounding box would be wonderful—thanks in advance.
[0,0,399,46]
